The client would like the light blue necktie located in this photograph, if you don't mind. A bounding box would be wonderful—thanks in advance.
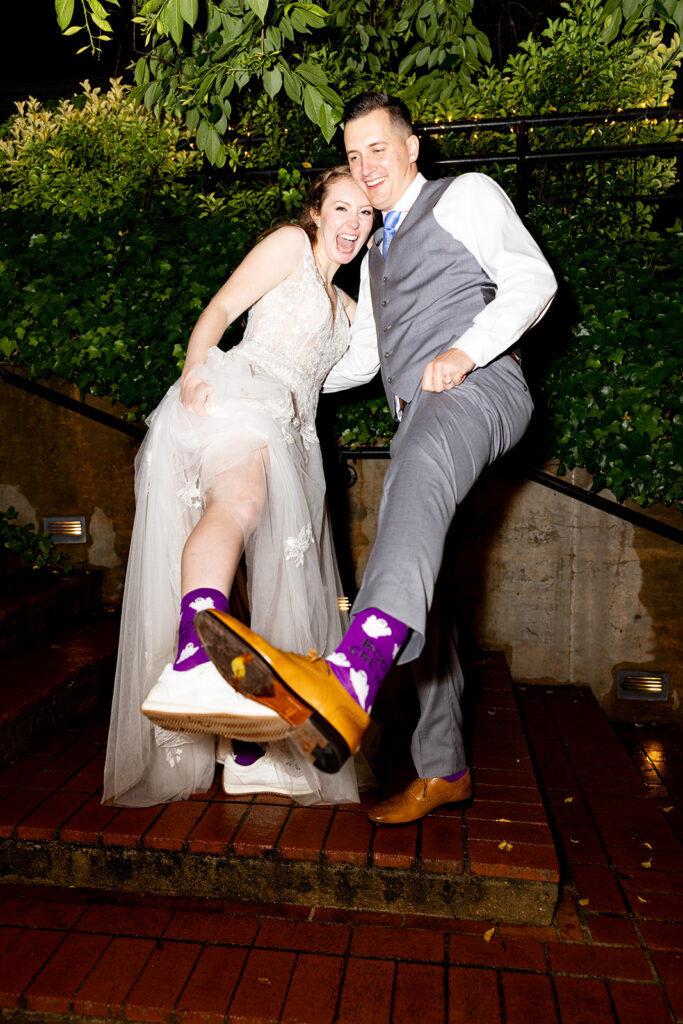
[382,210,401,259]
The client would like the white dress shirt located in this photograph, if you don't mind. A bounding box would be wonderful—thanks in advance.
[323,171,557,393]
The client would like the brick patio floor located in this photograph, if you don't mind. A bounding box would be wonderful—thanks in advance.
[0,654,559,923]
[0,682,680,1021]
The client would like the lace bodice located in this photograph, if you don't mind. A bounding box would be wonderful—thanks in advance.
[234,232,349,428]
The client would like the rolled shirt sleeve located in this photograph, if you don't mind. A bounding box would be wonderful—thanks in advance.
[435,173,557,367]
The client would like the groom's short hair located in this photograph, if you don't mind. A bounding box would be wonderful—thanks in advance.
[343,92,413,136]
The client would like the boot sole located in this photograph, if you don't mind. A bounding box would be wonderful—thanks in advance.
[195,612,351,774]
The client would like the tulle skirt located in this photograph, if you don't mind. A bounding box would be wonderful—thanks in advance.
[103,349,362,807]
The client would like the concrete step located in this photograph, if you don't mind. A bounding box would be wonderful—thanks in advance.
[0,653,560,925]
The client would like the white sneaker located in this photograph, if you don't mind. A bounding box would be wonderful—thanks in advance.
[222,739,313,797]
[141,661,291,741]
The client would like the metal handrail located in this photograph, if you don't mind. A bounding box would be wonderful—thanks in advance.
[236,106,683,217]
[1,369,145,441]
[3,369,680,544]
[414,106,682,132]
[337,448,683,545]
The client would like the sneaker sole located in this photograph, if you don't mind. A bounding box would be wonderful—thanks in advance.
[141,707,291,741]
[195,612,351,774]
[222,779,313,797]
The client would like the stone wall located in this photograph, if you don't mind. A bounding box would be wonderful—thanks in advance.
[2,377,680,722]
[338,455,683,725]
[0,376,137,604]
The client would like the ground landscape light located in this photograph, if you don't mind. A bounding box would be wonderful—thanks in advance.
[42,516,87,544]
[617,670,669,701]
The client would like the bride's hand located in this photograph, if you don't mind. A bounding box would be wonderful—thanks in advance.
[180,368,211,414]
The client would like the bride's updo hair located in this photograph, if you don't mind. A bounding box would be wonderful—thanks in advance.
[298,165,356,243]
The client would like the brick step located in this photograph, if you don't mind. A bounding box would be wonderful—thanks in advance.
[0,571,104,657]
[0,683,679,1023]
[0,653,560,925]
[0,613,119,770]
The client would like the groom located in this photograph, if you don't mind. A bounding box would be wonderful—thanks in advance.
[197,91,556,823]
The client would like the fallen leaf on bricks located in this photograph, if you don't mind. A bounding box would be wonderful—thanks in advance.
[636,896,648,904]
[642,842,653,849]
[569,836,579,844]
[578,899,590,906]
[495,818,513,823]
[641,860,652,869]
[484,927,496,942]
[564,797,574,804]
[662,806,673,813]
[498,841,513,852]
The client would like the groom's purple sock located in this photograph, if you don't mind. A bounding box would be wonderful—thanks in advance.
[174,588,229,671]
[441,768,469,783]
[325,607,408,714]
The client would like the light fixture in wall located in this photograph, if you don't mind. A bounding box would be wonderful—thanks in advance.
[617,670,669,702]
[42,516,87,545]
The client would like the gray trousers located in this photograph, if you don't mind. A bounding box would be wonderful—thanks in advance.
[353,354,533,777]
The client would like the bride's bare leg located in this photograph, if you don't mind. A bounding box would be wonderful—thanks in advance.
[173,448,268,672]
[181,449,270,762]
[182,446,269,596]
[181,501,244,597]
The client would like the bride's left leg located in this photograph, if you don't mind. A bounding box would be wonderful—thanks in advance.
[141,446,291,740]
[173,447,269,670]
[200,448,314,797]
[181,499,248,597]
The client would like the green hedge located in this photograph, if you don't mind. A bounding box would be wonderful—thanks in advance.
[538,222,683,507]
[0,69,681,507]
[0,171,308,415]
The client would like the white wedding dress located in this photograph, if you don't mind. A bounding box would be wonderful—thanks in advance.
[103,232,362,807]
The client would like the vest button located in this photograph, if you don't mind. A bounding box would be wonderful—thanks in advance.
[384,351,390,357]
[382,275,388,282]
[381,300,387,307]
[387,376,393,383]
[383,325,391,332]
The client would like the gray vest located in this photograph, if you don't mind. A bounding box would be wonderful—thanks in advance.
[369,177,497,411]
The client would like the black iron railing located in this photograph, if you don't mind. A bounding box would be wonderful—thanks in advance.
[236,105,683,220]
[413,106,683,217]
[3,368,682,545]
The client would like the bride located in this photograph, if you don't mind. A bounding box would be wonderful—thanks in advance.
[103,167,375,807]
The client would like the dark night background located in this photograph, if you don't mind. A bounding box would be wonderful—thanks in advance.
[0,2,679,133]
[0,1,574,119]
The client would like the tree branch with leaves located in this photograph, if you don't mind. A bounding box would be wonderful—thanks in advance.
[53,0,682,164]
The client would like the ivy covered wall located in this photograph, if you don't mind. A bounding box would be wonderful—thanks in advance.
[1,1,681,507]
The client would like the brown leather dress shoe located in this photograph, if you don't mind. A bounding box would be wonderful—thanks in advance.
[195,609,370,775]
[368,771,473,824]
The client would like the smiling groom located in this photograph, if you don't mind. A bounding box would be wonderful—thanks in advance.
[196,91,557,823]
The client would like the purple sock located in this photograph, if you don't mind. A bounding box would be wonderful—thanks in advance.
[173,588,229,671]
[232,740,265,766]
[326,607,408,713]
[441,768,469,783]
